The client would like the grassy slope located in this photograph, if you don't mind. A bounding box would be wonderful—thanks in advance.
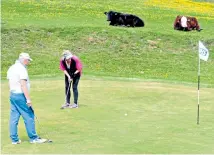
[1,0,214,84]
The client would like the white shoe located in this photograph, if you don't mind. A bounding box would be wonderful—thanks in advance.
[30,138,47,144]
[12,139,21,145]
[68,103,78,108]
[60,103,70,109]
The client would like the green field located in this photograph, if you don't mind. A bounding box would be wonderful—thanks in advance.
[1,0,214,154]
[1,78,214,154]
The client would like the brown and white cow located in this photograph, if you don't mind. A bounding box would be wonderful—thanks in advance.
[174,15,202,32]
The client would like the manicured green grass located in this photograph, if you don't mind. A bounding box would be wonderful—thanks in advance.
[1,78,214,154]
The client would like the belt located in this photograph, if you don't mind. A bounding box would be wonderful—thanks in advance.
[10,90,24,94]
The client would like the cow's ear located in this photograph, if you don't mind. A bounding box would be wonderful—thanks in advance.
[104,12,107,15]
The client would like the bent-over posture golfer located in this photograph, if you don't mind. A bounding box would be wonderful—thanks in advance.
[7,53,47,144]
[60,50,82,109]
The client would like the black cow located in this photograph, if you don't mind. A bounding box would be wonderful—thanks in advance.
[104,11,144,27]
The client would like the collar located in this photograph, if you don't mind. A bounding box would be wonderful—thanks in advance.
[15,60,27,68]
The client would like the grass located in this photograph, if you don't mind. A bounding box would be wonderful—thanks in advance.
[1,0,214,154]
[193,0,214,2]
[1,0,214,84]
[1,78,214,154]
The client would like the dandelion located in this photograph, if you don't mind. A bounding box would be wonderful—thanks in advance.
[144,0,214,17]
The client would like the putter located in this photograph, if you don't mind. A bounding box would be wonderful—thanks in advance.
[29,106,53,143]
[60,79,72,109]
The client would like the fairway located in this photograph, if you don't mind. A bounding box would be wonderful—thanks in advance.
[1,78,214,154]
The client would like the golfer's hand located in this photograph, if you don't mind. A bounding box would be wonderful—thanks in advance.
[68,76,73,82]
[26,99,32,107]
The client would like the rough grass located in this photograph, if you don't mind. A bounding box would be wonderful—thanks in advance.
[1,0,214,84]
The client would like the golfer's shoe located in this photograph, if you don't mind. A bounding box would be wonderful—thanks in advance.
[60,103,70,109]
[30,138,47,144]
[12,139,21,145]
[69,104,78,108]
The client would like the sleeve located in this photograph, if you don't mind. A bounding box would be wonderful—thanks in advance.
[59,60,66,71]
[19,67,28,80]
[7,67,12,79]
[73,56,82,71]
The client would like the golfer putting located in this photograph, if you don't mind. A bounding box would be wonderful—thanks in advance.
[59,50,83,109]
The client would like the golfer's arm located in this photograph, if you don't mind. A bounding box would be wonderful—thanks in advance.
[74,70,79,74]
[63,70,70,78]
[20,79,31,102]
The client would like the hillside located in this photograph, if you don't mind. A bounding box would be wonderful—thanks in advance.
[1,0,214,84]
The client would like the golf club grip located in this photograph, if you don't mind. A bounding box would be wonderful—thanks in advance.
[66,80,72,95]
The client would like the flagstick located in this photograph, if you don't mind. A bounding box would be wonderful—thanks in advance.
[197,55,200,125]
[197,40,209,125]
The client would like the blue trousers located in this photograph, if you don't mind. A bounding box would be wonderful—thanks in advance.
[9,93,38,142]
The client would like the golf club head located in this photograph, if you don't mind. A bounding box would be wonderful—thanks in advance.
[47,139,53,143]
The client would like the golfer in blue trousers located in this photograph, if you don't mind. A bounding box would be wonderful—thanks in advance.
[7,53,47,144]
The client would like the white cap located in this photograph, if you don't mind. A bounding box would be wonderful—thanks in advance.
[19,53,33,61]
[62,50,73,60]
[65,53,73,60]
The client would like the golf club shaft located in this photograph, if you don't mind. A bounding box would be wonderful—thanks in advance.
[30,106,51,141]
[65,80,72,103]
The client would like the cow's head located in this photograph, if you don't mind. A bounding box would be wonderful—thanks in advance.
[104,11,119,21]
[187,17,201,31]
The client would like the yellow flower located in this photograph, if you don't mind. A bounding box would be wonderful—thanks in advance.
[144,0,214,17]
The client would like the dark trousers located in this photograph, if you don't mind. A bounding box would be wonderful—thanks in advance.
[65,76,80,104]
